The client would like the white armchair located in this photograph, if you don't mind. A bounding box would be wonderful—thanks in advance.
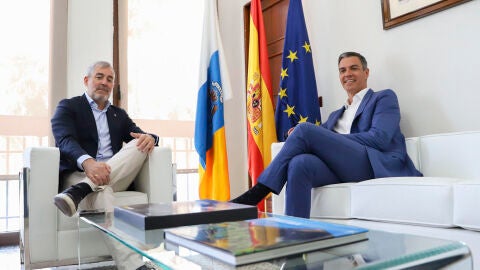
[20,146,174,269]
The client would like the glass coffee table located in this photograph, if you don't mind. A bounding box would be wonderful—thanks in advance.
[79,212,472,269]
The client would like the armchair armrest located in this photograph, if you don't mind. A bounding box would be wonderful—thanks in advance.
[135,146,174,204]
[22,147,60,262]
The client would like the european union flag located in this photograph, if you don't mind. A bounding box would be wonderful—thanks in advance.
[275,0,321,141]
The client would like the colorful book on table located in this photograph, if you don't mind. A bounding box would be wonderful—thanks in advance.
[164,215,368,266]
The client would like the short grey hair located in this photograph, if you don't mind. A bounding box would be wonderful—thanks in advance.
[338,52,368,70]
[85,61,115,78]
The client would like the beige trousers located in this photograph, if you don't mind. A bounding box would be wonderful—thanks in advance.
[65,139,148,270]
[64,139,148,212]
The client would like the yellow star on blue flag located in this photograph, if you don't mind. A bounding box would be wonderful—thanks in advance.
[274,0,321,141]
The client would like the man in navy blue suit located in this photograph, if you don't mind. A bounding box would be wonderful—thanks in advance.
[232,52,422,218]
[52,61,158,218]
[51,61,159,270]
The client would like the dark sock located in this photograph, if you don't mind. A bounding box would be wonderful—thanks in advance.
[230,183,272,206]
[75,182,94,197]
[63,182,93,202]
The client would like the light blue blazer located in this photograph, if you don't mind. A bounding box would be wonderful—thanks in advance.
[322,89,422,178]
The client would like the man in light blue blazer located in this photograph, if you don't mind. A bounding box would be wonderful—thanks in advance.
[232,52,422,218]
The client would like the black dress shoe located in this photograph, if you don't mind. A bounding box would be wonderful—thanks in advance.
[230,183,272,206]
[53,182,93,217]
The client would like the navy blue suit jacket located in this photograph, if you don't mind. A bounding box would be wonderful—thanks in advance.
[322,89,422,178]
[51,94,158,176]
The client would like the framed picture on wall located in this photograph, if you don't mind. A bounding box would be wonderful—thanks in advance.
[381,0,472,30]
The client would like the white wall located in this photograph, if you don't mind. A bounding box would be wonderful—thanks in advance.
[301,0,480,137]
[218,0,480,195]
[218,0,251,197]
[67,0,113,97]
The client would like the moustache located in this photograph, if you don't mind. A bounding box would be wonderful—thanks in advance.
[96,87,111,92]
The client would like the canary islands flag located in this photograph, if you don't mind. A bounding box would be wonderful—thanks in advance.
[195,0,232,201]
[275,0,321,141]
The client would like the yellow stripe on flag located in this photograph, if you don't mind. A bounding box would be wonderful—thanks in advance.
[199,127,230,201]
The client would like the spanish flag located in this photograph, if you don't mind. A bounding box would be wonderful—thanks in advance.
[246,0,277,211]
[195,0,232,201]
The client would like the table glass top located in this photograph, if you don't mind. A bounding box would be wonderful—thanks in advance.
[79,212,471,270]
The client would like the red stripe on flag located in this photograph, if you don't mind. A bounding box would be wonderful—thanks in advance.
[246,0,277,212]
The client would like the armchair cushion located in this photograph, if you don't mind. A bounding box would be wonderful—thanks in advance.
[351,177,463,227]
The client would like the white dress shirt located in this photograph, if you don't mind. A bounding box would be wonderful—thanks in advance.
[334,88,368,134]
[77,93,113,169]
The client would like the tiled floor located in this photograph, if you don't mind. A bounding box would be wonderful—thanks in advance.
[0,245,116,270]
[0,245,20,270]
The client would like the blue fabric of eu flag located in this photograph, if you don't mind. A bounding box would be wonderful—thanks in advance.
[274,0,321,142]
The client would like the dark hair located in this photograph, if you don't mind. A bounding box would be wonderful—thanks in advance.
[338,52,368,70]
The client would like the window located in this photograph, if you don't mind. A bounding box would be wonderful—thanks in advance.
[0,0,50,233]
[120,0,205,200]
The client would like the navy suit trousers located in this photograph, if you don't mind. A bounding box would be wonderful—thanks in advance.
[259,123,374,218]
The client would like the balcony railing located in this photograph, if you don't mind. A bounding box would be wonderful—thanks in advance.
[0,174,20,232]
